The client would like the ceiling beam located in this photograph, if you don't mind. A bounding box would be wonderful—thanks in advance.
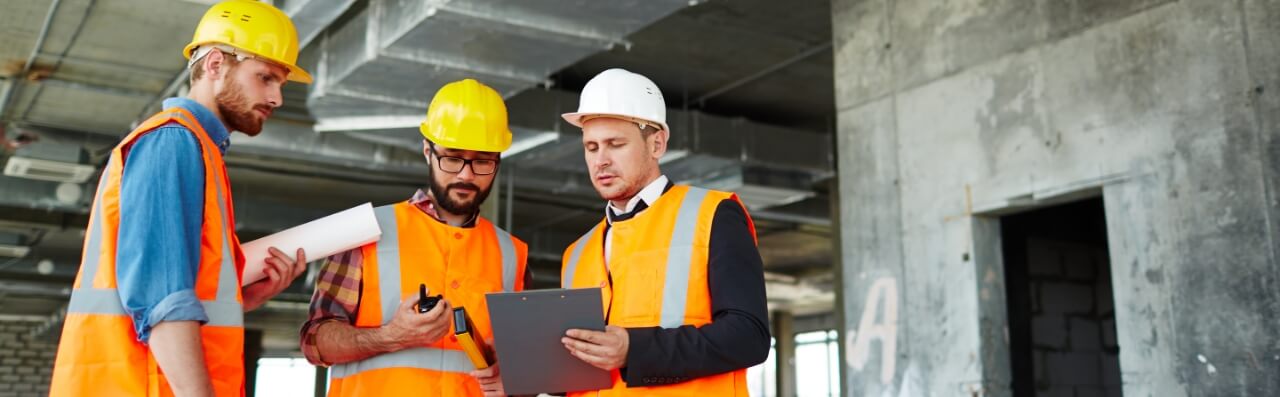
[0,0,64,122]
[695,41,831,106]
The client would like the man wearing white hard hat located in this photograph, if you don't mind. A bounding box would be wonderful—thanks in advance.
[558,68,770,396]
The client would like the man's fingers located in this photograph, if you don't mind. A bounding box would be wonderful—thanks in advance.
[566,346,608,369]
[262,262,281,282]
[564,337,616,360]
[561,337,600,356]
[267,247,294,262]
[398,296,419,313]
[431,299,452,318]
[566,328,608,344]
[470,365,498,379]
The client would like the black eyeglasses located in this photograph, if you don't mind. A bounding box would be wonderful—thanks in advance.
[430,148,499,175]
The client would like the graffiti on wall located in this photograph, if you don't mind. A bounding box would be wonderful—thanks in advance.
[847,277,898,385]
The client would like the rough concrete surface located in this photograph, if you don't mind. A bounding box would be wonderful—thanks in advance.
[833,0,1280,395]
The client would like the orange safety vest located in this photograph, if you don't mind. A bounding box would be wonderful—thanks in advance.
[49,109,246,397]
[560,185,757,397]
[327,201,528,396]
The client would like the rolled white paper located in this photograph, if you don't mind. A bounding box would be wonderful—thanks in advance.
[240,203,382,286]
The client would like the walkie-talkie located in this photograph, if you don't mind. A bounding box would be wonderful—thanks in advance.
[417,283,442,313]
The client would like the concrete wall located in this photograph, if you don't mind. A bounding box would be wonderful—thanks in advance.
[832,0,1280,395]
[0,320,56,397]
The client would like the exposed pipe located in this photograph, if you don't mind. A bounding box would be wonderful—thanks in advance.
[695,41,832,106]
[37,78,154,99]
[18,0,99,122]
[35,52,173,77]
[0,0,63,122]
[135,69,190,122]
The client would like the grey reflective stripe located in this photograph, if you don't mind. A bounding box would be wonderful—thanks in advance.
[330,347,475,378]
[659,187,710,329]
[201,300,243,327]
[492,225,517,292]
[562,223,601,288]
[66,288,125,315]
[373,205,402,325]
[66,288,243,327]
[209,167,239,308]
[78,166,111,283]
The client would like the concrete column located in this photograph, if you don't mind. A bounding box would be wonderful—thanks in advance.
[314,366,328,397]
[774,311,797,397]
[831,0,1280,394]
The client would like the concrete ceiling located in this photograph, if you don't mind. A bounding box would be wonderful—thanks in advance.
[0,0,836,354]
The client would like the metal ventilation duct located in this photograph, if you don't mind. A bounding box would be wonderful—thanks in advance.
[308,0,688,119]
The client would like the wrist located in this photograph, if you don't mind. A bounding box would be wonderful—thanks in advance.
[377,323,409,351]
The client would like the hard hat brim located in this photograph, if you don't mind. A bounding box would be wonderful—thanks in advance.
[562,112,668,132]
[284,63,313,84]
[183,42,312,84]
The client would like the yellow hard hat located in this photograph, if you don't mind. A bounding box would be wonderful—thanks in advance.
[183,0,312,84]
[421,79,512,153]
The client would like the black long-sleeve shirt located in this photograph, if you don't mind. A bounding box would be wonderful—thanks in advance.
[606,182,772,387]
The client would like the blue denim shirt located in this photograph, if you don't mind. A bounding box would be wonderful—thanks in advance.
[116,97,231,343]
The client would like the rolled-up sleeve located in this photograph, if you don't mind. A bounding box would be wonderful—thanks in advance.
[115,127,208,344]
[301,248,366,366]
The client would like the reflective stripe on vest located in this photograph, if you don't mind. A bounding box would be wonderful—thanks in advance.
[65,113,243,327]
[329,347,475,379]
[561,223,601,289]
[565,187,710,329]
[332,203,518,377]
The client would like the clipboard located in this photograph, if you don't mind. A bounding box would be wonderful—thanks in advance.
[485,288,612,395]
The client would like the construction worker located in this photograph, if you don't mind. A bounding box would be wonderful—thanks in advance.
[558,68,771,395]
[301,79,528,397]
[48,1,311,396]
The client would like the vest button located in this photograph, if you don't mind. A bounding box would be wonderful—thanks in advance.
[451,280,461,289]
[454,232,463,239]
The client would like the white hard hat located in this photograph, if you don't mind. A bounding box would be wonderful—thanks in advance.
[562,68,668,132]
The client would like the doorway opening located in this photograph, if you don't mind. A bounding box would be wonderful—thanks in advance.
[1001,198,1122,396]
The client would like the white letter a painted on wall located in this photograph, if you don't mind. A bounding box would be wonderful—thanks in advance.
[847,277,898,385]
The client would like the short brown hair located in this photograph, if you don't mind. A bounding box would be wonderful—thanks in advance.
[188,50,240,84]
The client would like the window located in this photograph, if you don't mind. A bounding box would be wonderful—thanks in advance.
[255,357,317,397]
[795,330,840,397]
[747,337,777,397]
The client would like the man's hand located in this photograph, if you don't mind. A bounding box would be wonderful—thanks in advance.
[242,247,307,311]
[384,294,453,349]
[562,325,629,371]
[470,363,505,397]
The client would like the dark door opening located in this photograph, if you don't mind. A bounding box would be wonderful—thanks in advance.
[1001,198,1122,396]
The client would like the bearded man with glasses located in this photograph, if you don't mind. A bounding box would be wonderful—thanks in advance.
[302,79,529,397]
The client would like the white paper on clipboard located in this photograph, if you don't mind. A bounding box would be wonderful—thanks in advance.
[240,203,381,286]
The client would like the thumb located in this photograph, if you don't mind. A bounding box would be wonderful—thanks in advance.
[399,295,419,313]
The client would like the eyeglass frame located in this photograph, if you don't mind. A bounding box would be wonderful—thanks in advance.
[426,143,501,175]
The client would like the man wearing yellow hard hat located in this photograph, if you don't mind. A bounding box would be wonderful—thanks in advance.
[48,1,311,396]
[301,79,528,397]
